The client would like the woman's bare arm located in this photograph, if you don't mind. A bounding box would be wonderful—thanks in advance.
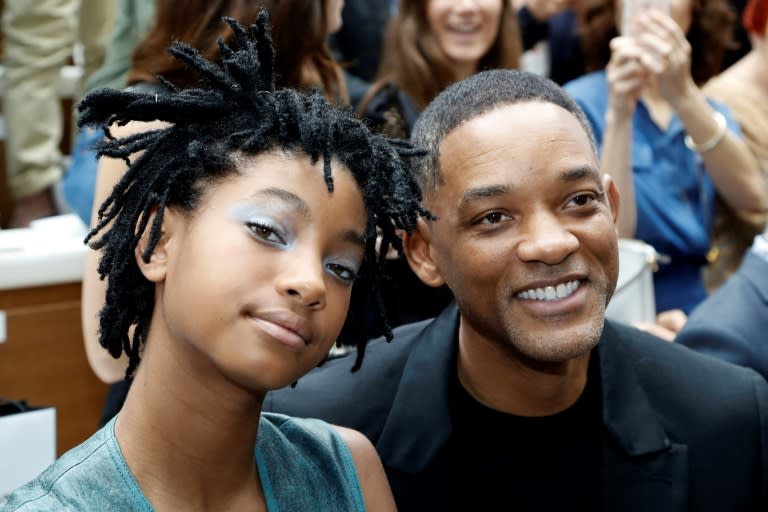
[82,120,168,383]
[334,425,397,512]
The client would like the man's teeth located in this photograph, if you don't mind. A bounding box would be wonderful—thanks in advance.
[517,280,580,301]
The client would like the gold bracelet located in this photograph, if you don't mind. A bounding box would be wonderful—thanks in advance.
[684,111,727,153]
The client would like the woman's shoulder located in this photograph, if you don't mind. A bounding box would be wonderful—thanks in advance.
[258,413,372,483]
[259,412,346,451]
[257,413,367,510]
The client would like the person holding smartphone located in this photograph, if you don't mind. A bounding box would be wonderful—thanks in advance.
[563,0,768,324]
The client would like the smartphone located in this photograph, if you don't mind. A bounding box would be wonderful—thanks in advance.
[621,0,670,36]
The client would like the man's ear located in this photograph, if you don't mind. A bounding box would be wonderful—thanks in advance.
[602,173,620,228]
[402,218,446,288]
[135,207,178,283]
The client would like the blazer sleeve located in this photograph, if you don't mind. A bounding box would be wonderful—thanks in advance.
[752,374,768,509]
[675,323,768,381]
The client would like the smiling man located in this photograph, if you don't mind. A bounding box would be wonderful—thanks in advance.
[265,69,768,511]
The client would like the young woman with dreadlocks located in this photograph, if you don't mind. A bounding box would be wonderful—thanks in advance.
[3,14,429,511]
[81,0,349,390]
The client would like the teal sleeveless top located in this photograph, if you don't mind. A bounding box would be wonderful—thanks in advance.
[1,412,366,511]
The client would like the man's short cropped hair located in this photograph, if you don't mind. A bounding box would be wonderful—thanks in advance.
[410,69,598,194]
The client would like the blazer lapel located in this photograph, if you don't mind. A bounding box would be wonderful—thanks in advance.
[376,305,461,510]
[598,322,689,511]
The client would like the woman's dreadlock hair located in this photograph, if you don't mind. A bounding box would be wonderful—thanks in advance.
[79,12,431,377]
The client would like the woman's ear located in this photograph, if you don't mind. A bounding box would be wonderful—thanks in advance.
[134,208,179,283]
[402,218,446,288]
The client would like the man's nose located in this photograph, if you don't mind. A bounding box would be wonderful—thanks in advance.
[516,212,579,265]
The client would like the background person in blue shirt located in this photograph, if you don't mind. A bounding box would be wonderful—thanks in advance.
[564,0,768,316]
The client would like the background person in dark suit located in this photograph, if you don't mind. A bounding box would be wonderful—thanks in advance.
[675,226,768,380]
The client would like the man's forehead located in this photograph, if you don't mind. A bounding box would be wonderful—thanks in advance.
[442,101,582,140]
[439,102,592,161]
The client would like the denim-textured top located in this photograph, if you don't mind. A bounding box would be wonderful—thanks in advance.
[2,412,365,511]
[565,71,742,313]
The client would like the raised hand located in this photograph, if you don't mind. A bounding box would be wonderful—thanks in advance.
[606,36,649,117]
[632,8,694,103]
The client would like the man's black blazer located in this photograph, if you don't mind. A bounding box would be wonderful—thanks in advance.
[265,305,768,511]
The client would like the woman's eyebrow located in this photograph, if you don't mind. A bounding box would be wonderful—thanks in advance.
[250,187,310,218]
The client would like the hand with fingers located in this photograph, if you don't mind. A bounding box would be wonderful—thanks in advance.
[632,9,695,103]
[632,309,688,342]
[606,36,650,117]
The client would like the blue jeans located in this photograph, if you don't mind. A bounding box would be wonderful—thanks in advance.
[60,126,103,225]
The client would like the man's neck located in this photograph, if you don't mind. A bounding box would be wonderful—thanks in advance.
[456,330,592,417]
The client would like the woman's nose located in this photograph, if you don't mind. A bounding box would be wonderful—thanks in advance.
[276,256,327,309]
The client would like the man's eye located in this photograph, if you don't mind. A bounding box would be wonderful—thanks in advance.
[569,193,600,207]
[480,212,507,224]
[247,222,285,245]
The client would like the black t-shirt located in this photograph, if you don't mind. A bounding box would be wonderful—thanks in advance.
[451,351,603,511]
